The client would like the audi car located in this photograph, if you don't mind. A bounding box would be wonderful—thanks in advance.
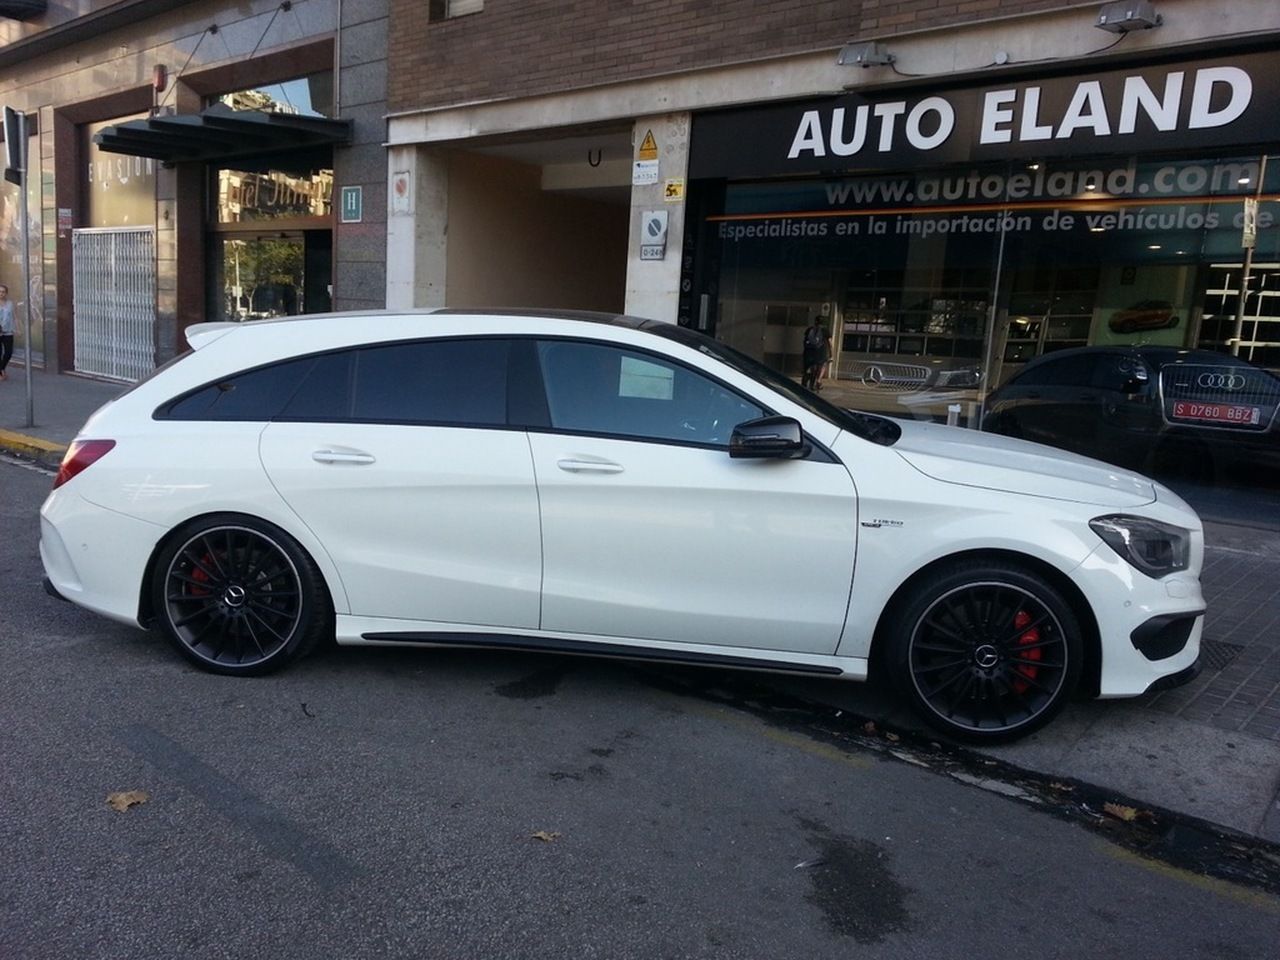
[983,346,1280,483]
[42,311,1205,741]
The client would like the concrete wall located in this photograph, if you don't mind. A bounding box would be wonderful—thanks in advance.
[333,0,389,312]
[445,152,627,313]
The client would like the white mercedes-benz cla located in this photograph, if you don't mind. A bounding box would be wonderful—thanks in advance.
[41,310,1205,740]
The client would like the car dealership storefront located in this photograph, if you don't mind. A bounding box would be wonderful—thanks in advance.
[680,49,1280,471]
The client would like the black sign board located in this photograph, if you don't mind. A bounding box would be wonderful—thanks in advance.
[690,49,1280,180]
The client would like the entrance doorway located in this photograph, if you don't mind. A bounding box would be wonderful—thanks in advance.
[209,231,332,322]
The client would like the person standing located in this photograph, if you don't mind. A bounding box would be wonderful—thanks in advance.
[0,285,15,381]
[801,316,831,392]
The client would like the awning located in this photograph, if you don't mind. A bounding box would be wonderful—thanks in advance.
[92,103,353,165]
[0,1,47,20]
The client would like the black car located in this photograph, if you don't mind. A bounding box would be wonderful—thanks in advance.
[982,346,1280,483]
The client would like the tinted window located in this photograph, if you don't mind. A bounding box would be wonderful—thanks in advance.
[537,340,764,445]
[160,356,315,420]
[1012,354,1100,388]
[351,338,508,425]
[1091,353,1144,392]
[280,352,354,421]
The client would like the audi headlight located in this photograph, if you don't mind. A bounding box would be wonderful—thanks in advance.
[1089,515,1190,578]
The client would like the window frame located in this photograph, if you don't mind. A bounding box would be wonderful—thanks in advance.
[154,335,520,429]
[527,335,775,452]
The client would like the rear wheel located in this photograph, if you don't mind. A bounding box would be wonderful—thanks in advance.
[885,560,1082,741]
[151,515,329,675]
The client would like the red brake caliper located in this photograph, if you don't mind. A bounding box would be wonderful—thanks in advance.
[1012,609,1041,693]
[189,554,213,597]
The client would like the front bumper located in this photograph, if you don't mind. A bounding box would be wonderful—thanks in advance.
[1071,542,1206,698]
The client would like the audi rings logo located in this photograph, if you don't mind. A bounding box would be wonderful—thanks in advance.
[1197,372,1247,390]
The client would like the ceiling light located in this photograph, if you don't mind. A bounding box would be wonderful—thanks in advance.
[1238,176,1251,185]
[1089,226,1106,233]
[837,41,895,68]
[1095,1,1162,33]
[1148,244,1162,250]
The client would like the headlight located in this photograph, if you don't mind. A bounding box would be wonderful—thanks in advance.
[935,367,981,388]
[1089,515,1190,578]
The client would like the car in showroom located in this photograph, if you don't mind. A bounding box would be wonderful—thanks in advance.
[1107,300,1180,335]
[982,345,1280,483]
[41,310,1205,741]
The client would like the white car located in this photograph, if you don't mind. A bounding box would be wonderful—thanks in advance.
[40,310,1206,740]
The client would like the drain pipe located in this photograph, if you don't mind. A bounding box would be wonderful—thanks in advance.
[334,0,342,117]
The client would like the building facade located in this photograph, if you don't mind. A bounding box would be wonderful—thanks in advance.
[385,0,1280,518]
[0,0,387,377]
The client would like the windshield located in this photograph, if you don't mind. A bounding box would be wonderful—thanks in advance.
[646,323,901,445]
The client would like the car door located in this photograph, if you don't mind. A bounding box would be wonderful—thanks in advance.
[526,337,858,654]
[258,337,542,628]
[1009,353,1103,455]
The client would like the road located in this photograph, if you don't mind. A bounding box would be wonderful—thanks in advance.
[2,456,1277,959]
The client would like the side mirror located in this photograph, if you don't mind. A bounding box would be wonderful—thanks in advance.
[729,416,808,459]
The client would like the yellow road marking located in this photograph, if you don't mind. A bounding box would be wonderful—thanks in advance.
[1096,840,1280,913]
[685,699,872,769]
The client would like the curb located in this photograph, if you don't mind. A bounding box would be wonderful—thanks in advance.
[0,429,66,470]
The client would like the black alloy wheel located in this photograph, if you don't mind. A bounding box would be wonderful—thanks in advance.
[887,560,1083,741]
[153,515,329,675]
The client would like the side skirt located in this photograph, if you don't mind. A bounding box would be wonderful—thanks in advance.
[356,629,857,678]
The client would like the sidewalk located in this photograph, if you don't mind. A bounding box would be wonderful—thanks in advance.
[3,364,1278,841]
[0,364,126,468]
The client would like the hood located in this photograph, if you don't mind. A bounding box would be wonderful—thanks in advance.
[890,419,1155,507]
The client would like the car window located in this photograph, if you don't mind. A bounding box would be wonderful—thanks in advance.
[536,340,764,445]
[350,338,509,425]
[1092,353,1140,392]
[279,352,354,420]
[159,355,316,420]
[1013,354,1100,388]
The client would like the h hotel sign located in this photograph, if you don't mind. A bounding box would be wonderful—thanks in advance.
[690,49,1280,179]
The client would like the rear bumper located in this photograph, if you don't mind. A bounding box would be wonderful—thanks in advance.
[40,490,163,628]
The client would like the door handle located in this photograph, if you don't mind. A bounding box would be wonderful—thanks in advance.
[557,457,624,474]
[312,449,376,465]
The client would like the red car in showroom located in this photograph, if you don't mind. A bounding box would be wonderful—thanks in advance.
[1107,300,1181,335]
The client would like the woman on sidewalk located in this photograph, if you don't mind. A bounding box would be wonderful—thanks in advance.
[0,285,14,380]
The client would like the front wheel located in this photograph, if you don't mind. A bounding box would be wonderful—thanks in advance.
[884,560,1083,741]
[151,514,330,676]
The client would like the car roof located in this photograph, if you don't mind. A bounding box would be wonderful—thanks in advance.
[1014,344,1265,370]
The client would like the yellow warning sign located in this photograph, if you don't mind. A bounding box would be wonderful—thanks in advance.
[637,129,658,161]
[663,178,685,201]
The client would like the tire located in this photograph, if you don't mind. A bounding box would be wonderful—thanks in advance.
[884,559,1083,742]
[151,514,331,676]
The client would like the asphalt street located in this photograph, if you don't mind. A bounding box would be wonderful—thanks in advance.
[2,456,1279,959]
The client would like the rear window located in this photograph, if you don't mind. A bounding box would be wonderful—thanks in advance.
[158,356,316,420]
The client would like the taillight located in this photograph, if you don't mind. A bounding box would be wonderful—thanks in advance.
[53,439,116,489]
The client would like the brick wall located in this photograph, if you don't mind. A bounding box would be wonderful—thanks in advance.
[389,0,1078,112]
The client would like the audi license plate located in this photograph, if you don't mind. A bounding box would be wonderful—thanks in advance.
[1172,400,1262,426]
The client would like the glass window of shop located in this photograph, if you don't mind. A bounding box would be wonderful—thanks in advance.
[206,72,334,324]
[699,152,1280,525]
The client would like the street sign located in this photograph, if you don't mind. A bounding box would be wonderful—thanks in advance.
[340,185,363,223]
[639,209,668,261]
[4,106,26,185]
